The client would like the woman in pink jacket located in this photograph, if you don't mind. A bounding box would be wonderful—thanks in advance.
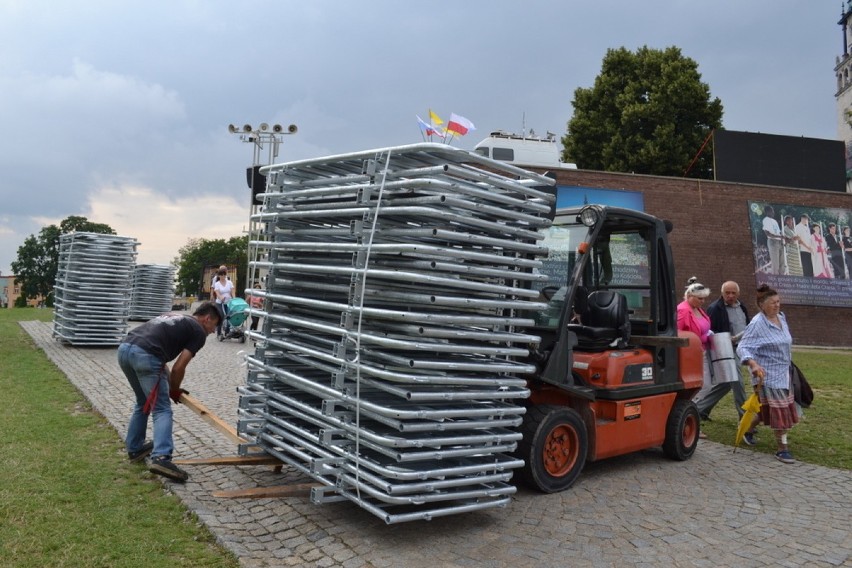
[677,277,712,350]
[677,277,712,431]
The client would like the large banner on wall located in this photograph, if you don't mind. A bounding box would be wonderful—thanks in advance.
[556,186,644,211]
[747,201,852,306]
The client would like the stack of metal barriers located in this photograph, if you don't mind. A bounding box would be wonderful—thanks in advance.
[53,232,138,346]
[237,143,555,523]
[129,264,175,321]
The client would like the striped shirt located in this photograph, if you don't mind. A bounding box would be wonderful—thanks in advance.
[736,312,792,389]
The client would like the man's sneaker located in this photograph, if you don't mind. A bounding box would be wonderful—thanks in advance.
[149,456,189,482]
[775,450,795,464]
[743,431,757,446]
[128,441,154,463]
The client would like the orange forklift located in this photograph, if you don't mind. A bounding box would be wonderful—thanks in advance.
[514,204,705,492]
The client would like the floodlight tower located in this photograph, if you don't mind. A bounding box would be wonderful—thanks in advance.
[228,122,298,290]
[228,122,298,168]
[228,122,298,202]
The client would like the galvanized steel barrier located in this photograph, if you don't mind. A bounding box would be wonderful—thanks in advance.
[53,232,138,346]
[130,264,175,321]
[236,143,556,523]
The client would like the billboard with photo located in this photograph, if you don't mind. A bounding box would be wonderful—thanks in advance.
[747,201,852,306]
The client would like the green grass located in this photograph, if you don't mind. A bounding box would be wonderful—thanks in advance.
[0,308,238,568]
[701,348,852,469]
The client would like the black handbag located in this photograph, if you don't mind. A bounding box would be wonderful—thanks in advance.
[790,361,814,408]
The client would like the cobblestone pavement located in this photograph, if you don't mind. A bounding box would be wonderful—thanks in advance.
[21,321,852,568]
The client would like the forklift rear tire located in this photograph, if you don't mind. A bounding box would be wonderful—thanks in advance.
[662,399,700,461]
[516,405,588,493]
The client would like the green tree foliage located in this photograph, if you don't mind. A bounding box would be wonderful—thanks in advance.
[11,216,116,306]
[562,46,723,179]
[173,236,248,298]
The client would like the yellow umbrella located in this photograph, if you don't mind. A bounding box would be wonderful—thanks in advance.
[734,392,761,449]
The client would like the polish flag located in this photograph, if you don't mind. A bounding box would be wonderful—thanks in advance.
[446,113,476,136]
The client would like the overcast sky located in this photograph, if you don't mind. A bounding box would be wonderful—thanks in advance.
[0,1,844,277]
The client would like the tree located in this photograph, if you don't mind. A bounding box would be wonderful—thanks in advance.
[562,46,723,179]
[172,236,248,299]
[11,216,116,306]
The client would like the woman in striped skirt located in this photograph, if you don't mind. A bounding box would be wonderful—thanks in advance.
[736,284,798,464]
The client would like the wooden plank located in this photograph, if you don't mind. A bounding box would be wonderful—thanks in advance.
[212,483,320,499]
[179,392,246,444]
[173,455,282,466]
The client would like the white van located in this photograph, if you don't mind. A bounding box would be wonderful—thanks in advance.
[473,130,577,169]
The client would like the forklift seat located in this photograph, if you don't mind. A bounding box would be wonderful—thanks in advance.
[566,290,631,350]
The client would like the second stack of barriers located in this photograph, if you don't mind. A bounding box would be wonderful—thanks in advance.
[237,143,556,523]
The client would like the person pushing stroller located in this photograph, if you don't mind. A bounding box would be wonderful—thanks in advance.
[212,267,235,338]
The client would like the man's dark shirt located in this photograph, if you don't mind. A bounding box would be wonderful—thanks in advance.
[123,313,207,362]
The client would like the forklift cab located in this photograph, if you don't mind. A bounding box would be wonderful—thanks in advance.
[528,205,681,395]
[517,206,703,493]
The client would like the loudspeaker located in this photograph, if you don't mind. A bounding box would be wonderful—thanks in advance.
[246,165,267,202]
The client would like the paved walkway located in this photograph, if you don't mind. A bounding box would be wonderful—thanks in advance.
[21,321,852,567]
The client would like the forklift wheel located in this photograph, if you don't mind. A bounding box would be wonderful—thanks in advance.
[662,399,700,461]
[515,405,588,493]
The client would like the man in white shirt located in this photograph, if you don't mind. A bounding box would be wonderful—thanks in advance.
[794,214,814,277]
[761,206,786,275]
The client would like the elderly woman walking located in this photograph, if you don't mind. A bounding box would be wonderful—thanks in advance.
[676,277,713,431]
[736,284,798,464]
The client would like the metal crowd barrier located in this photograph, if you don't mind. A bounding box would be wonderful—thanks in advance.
[129,264,175,321]
[236,143,555,523]
[53,232,138,346]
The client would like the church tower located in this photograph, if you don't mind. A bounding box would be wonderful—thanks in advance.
[835,1,852,190]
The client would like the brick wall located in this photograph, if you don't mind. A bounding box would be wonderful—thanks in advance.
[547,169,852,347]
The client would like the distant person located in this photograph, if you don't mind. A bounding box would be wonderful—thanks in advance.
[762,206,785,275]
[249,282,263,334]
[736,284,798,464]
[212,268,235,338]
[118,302,221,481]
[211,265,231,287]
[676,277,712,437]
[782,215,803,277]
[825,223,844,279]
[794,215,814,277]
[843,226,852,279]
[698,281,749,423]
[810,223,833,279]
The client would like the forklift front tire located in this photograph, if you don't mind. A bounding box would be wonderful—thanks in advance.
[516,405,588,493]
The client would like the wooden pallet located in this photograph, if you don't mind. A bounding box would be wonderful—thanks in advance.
[175,392,319,498]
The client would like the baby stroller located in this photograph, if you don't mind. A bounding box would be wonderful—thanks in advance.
[219,297,249,343]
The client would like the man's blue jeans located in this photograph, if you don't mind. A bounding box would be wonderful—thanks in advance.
[118,343,173,459]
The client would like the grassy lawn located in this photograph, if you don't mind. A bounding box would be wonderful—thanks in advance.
[700,348,852,469]
[0,308,238,568]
